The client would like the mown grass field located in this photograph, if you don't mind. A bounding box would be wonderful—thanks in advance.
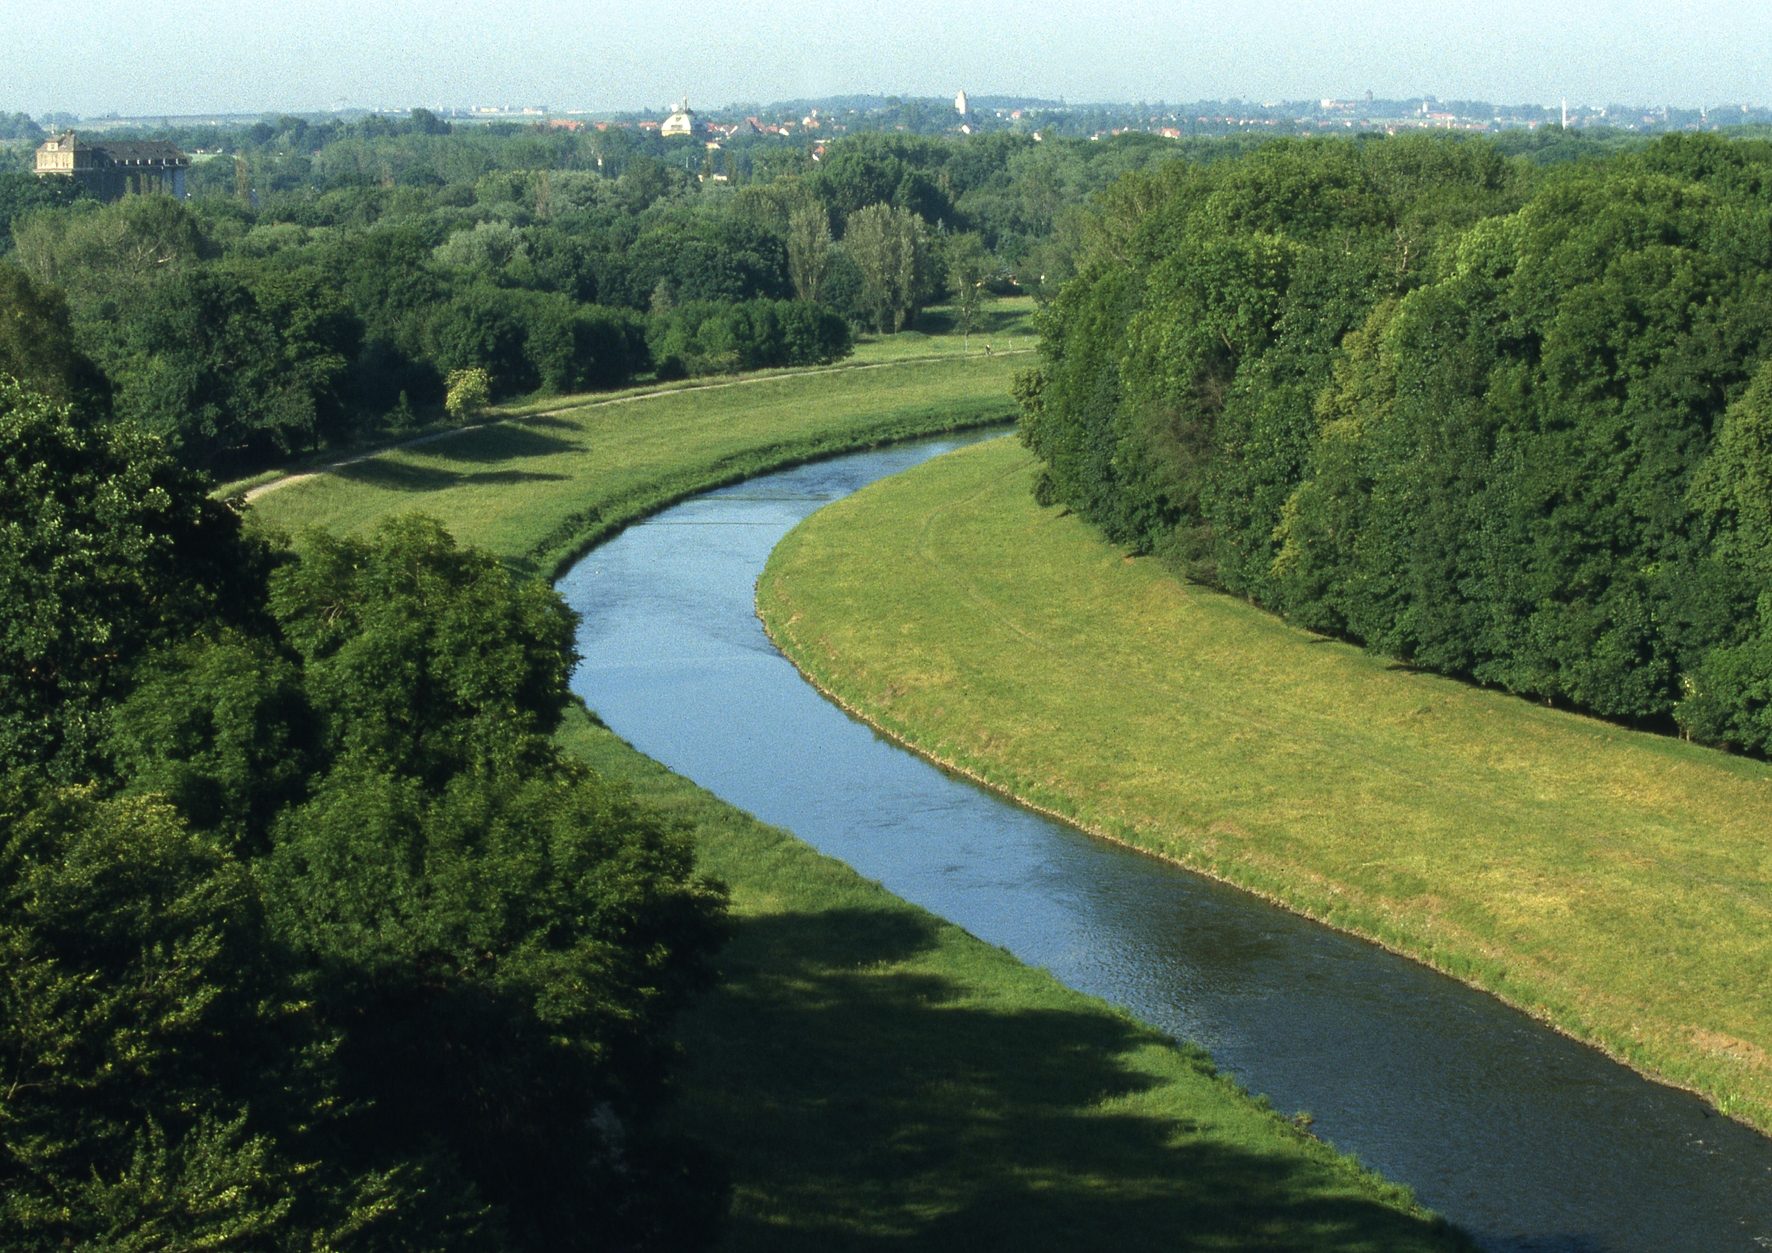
[758,436,1772,1136]
[245,339,1471,1248]
[243,351,1024,577]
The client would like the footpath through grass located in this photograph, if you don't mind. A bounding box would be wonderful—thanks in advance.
[246,350,1468,1247]
[243,352,1024,578]
[759,436,1772,1136]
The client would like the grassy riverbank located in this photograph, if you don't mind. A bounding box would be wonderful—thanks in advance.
[243,348,1470,1247]
[558,706,1465,1251]
[241,352,1022,578]
[758,436,1772,1136]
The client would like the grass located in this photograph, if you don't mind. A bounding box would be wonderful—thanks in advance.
[242,353,1024,578]
[217,297,1039,517]
[758,435,1772,1137]
[246,339,1472,1247]
[557,705,1467,1252]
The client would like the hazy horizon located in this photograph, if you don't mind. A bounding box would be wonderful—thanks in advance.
[5,0,1770,119]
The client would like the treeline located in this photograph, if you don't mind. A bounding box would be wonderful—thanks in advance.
[0,115,1205,472]
[0,378,728,1250]
[1021,131,1772,753]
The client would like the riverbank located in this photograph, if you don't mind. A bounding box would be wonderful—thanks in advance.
[758,436,1772,1137]
[242,352,1023,578]
[246,357,1470,1248]
[558,705,1466,1251]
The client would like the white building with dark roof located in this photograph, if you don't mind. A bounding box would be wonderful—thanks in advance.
[35,133,190,201]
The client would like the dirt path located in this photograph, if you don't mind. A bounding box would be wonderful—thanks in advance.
[241,351,1032,503]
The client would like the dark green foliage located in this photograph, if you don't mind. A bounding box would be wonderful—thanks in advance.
[0,170,84,251]
[647,298,851,377]
[423,286,646,397]
[0,262,110,413]
[1024,130,1772,744]
[0,382,269,779]
[106,266,361,465]
[264,762,727,1253]
[1677,358,1772,749]
[268,516,578,785]
[0,403,729,1249]
[0,784,312,1252]
[106,631,317,852]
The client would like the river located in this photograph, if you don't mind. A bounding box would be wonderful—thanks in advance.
[558,431,1772,1253]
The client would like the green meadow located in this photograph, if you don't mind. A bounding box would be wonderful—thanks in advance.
[242,342,1469,1248]
[559,707,1465,1251]
[243,351,1024,577]
[759,436,1772,1137]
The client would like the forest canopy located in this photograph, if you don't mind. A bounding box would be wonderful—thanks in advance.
[0,382,727,1251]
[1019,131,1772,751]
[0,116,1209,474]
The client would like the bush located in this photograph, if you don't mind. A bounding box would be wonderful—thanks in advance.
[647,298,851,377]
[445,366,491,419]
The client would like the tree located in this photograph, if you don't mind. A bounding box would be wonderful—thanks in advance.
[0,171,84,254]
[0,380,271,779]
[0,784,315,1252]
[786,201,834,303]
[109,269,306,466]
[0,263,111,414]
[445,366,492,419]
[10,195,210,315]
[941,232,995,351]
[267,516,576,786]
[842,203,935,333]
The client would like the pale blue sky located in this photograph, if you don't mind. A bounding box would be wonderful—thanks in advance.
[5,0,1769,117]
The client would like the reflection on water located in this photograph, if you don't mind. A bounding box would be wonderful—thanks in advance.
[559,432,1772,1253]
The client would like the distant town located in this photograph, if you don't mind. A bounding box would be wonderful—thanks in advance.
[8,91,1772,148]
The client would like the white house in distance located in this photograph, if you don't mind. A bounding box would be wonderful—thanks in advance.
[661,97,704,137]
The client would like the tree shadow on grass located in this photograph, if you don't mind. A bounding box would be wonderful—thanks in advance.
[335,460,568,493]
[675,905,1478,1253]
[424,424,580,463]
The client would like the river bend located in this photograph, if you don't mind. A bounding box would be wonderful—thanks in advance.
[559,432,1772,1253]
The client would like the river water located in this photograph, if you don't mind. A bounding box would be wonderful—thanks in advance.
[558,432,1772,1253]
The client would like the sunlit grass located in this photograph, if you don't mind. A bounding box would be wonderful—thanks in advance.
[558,706,1468,1252]
[245,354,1023,577]
[760,435,1772,1136]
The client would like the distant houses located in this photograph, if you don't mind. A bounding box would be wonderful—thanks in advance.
[34,132,190,201]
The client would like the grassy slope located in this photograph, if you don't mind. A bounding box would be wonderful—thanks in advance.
[247,337,1468,1247]
[759,436,1772,1135]
[245,354,1023,578]
[558,707,1464,1252]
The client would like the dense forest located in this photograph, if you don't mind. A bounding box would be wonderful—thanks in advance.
[0,112,1212,473]
[1019,130,1772,754]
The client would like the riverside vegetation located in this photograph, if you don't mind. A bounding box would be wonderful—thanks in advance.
[762,131,1772,1139]
[0,313,1467,1246]
[8,117,1759,1248]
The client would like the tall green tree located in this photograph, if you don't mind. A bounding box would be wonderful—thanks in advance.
[0,380,270,779]
[842,203,935,333]
[0,263,110,414]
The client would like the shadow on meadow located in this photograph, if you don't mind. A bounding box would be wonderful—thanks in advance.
[426,424,581,463]
[335,458,570,493]
[678,904,1473,1253]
